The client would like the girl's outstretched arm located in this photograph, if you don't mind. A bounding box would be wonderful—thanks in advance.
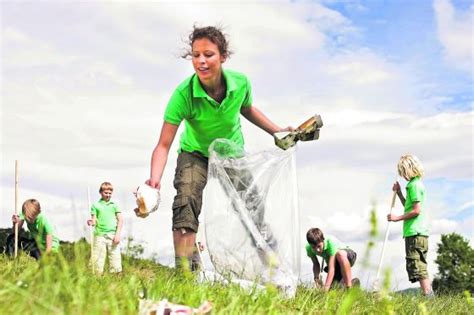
[241,106,292,135]
[148,122,179,189]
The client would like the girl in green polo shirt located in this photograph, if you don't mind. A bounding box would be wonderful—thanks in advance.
[387,154,433,296]
[144,25,291,271]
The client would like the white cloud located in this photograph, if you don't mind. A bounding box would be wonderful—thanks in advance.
[433,0,473,72]
[457,200,474,212]
[325,56,395,85]
[2,27,79,67]
[431,218,459,234]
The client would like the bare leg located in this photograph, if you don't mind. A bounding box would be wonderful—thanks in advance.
[173,228,196,270]
[336,250,352,288]
[419,278,432,295]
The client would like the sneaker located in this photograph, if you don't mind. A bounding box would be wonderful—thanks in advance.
[424,290,435,299]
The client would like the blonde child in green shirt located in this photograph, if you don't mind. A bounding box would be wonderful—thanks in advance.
[87,182,123,274]
[387,154,433,296]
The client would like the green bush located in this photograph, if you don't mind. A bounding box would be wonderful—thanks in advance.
[433,232,474,294]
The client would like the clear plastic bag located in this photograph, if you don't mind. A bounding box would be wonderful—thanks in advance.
[202,139,300,297]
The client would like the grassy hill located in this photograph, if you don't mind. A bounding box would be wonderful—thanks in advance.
[0,236,472,314]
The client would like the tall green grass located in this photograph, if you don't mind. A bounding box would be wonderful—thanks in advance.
[0,239,472,314]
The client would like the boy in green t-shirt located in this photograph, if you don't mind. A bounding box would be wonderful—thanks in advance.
[306,228,358,291]
[11,199,60,258]
[387,154,433,296]
[87,182,123,274]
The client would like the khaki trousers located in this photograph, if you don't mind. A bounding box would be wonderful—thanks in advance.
[92,234,122,274]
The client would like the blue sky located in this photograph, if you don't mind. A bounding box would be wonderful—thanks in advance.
[1,0,472,291]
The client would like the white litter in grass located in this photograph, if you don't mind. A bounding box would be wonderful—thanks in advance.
[138,298,212,315]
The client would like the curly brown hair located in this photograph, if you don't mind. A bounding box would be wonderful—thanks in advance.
[181,25,232,59]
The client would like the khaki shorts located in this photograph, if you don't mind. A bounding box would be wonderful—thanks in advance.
[172,151,208,233]
[323,248,357,283]
[405,235,429,282]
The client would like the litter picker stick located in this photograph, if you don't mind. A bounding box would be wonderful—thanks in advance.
[88,186,94,271]
[14,161,19,258]
[318,258,325,287]
[219,169,276,259]
[375,185,398,282]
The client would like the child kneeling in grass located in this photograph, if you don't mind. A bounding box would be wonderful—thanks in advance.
[306,227,358,291]
[11,199,60,258]
[387,154,433,296]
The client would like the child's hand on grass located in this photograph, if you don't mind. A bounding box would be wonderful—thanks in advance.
[314,278,324,289]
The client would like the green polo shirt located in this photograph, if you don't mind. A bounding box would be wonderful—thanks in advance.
[19,212,60,252]
[164,69,253,157]
[306,238,347,264]
[403,177,429,237]
[91,199,120,236]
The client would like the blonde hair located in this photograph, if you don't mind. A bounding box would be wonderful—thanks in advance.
[22,199,41,223]
[99,182,113,193]
[397,154,424,180]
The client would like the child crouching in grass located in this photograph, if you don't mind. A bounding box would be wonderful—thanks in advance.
[11,199,60,258]
[387,154,433,296]
[306,228,359,291]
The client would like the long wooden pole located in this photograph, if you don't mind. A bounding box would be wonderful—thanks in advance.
[88,187,94,272]
[374,181,398,287]
[14,160,19,258]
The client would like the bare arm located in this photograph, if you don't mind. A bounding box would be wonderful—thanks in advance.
[393,182,406,206]
[45,234,53,253]
[388,202,421,222]
[240,106,289,135]
[311,256,321,286]
[113,213,123,245]
[324,255,336,291]
[147,122,179,189]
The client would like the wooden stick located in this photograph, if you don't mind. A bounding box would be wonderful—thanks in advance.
[88,187,94,272]
[374,181,398,287]
[14,160,19,258]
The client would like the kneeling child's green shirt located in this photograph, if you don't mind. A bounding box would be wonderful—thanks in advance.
[306,238,348,264]
[19,212,60,252]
